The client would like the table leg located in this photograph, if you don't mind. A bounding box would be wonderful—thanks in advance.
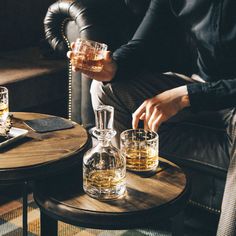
[40,211,58,236]
[22,182,28,236]
[172,211,184,236]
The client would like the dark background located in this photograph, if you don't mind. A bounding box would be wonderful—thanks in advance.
[0,0,56,51]
[0,0,68,118]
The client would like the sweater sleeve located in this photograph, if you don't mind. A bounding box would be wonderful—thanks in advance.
[187,79,236,111]
[112,0,175,81]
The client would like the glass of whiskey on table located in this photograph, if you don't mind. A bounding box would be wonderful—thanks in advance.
[120,129,159,173]
[71,38,108,72]
[0,87,10,136]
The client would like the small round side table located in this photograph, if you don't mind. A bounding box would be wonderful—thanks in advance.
[34,157,190,236]
[0,112,89,236]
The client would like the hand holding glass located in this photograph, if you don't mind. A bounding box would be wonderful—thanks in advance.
[71,38,108,72]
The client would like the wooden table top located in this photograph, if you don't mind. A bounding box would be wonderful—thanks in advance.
[0,112,89,183]
[34,157,190,229]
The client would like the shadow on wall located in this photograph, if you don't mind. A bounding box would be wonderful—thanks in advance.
[0,0,56,51]
[0,0,68,118]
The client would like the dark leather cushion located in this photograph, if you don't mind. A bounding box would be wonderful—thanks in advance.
[159,110,233,178]
[159,110,234,210]
[124,0,150,16]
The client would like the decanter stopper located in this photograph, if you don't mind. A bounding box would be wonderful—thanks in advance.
[93,105,116,140]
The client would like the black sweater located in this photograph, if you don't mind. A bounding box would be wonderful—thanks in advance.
[113,0,236,111]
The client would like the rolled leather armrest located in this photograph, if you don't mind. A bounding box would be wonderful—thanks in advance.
[44,0,138,56]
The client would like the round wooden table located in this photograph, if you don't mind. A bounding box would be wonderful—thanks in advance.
[0,112,89,236]
[34,157,190,236]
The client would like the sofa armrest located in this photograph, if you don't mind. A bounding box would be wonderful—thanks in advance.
[44,0,139,56]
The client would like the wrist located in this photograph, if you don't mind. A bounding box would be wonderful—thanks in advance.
[181,94,190,109]
[176,86,190,109]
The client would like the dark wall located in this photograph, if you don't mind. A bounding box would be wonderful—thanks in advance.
[0,0,56,51]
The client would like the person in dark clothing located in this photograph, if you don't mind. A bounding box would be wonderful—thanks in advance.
[68,0,236,235]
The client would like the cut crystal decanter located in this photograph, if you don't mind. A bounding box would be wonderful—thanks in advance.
[83,105,126,200]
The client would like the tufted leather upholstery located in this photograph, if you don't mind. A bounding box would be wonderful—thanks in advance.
[44,0,145,125]
[43,0,235,215]
[44,0,142,57]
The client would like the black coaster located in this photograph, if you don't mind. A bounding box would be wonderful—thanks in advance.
[24,117,74,133]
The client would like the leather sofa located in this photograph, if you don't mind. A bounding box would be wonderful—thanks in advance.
[44,0,233,227]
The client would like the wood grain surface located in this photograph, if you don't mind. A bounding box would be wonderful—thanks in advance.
[36,158,187,213]
[0,112,88,169]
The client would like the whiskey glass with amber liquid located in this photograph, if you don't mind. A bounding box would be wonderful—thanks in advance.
[83,105,126,200]
[0,87,10,136]
[120,129,159,172]
[71,38,108,72]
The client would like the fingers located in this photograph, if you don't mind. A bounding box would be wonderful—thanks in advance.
[67,42,76,59]
[132,100,165,131]
[148,106,164,131]
[144,100,155,130]
[132,99,156,130]
[148,106,159,130]
[132,88,182,131]
[71,42,75,49]
[104,51,112,62]
[151,114,165,131]
[140,113,146,120]
[132,101,146,129]
[67,51,74,60]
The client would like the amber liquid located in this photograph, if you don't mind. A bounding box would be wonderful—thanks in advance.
[123,147,159,172]
[0,103,9,120]
[71,52,104,72]
[83,168,126,200]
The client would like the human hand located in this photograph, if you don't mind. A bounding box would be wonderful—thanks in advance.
[132,86,190,131]
[67,42,117,82]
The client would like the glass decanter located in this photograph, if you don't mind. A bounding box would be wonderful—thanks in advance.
[83,105,126,200]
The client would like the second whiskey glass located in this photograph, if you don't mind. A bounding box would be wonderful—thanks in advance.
[120,129,159,172]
